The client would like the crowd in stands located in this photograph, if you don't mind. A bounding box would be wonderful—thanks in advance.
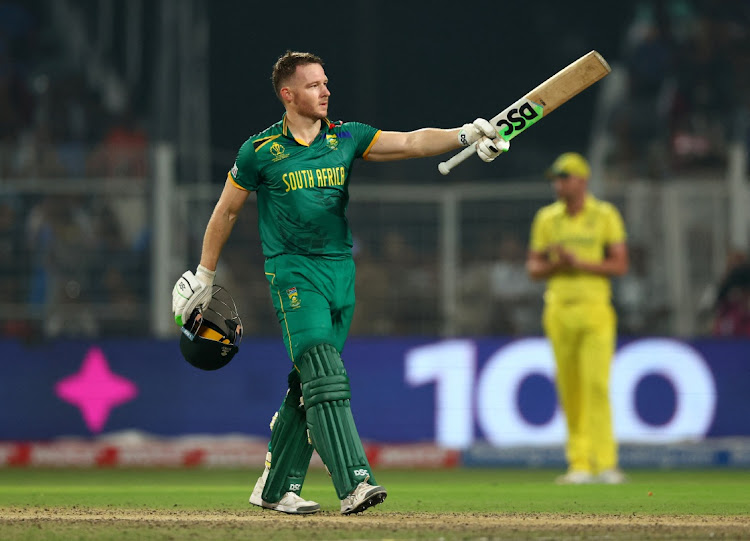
[702,250,750,336]
[608,0,750,180]
[0,0,149,339]
[1,0,748,339]
[607,0,750,336]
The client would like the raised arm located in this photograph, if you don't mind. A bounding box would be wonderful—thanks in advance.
[365,120,509,162]
[365,128,461,161]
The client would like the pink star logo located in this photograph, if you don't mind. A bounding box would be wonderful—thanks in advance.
[55,347,138,433]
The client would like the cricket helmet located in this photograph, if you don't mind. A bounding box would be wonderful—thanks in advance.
[179,285,243,371]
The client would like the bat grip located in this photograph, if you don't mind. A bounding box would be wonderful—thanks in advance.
[438,145,476,175]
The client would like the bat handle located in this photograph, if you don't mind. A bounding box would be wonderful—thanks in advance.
[438,145,476,175]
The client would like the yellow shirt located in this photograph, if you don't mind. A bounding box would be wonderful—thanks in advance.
[530,194,626,304]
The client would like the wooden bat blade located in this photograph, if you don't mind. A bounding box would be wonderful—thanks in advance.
[438,50,611,175]
[527,50,611,116]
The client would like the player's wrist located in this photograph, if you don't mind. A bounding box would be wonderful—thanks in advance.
[196,264,216,286]
[457,124,475,147]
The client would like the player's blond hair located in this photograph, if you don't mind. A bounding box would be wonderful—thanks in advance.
[271,51,324,99]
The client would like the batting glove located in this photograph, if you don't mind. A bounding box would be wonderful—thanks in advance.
[458,118,497,147]
[172,265,215,326]
[476,137,510,162]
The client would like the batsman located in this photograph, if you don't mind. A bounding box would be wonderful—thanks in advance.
[171,50,509,514]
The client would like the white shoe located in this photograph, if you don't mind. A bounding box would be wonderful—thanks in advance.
[340,477,387,515]
[555,470,595,485]
[249,471,320,514]
[598,468,627,484]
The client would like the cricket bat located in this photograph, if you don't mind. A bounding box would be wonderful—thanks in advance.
[438,50,611,175]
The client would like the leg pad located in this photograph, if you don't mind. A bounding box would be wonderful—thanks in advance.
[262,370,314,503]
[298,343,375,500]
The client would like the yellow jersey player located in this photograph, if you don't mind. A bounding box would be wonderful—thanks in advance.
[526,152,629,484]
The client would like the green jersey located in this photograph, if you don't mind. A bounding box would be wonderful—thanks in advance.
[229,115,380,258]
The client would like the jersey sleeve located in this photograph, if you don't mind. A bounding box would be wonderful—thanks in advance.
[603,203,627,245]
[228,139,260,191]
[344,122,381,159]
[529,209,550,252]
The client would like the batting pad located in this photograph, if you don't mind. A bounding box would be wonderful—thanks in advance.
[262,373,314,503]
[298,343,376,500]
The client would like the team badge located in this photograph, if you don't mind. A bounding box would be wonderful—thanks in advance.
[286,287,301,309]
[270,142,290,162]
[325,134,339,150]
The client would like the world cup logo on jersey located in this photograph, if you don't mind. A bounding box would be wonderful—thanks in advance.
[286,287,301,309]
[270,142,290,162]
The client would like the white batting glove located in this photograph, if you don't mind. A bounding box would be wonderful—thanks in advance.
[476,137,510,162]
[458,118,497,147]
[172,265,215,326]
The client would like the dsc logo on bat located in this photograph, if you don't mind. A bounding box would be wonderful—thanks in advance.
[494,101,543,139]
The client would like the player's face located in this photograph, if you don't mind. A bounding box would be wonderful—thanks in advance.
[287,63,330,120]
[552,174,587,202]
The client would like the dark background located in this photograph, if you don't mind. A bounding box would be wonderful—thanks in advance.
[207,0,633,181]
[10,0,746,183]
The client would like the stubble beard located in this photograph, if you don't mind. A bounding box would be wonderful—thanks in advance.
[297,99,327,122]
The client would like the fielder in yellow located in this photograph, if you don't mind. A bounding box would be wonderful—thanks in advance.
[526,152,629,484]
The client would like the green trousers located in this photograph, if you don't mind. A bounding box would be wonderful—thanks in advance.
[264,254,356,362]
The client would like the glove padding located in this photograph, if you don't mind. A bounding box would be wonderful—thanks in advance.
[458,118,496,147]
[458,118,510,163]
[172,265,215,326]
[476,137,510,162]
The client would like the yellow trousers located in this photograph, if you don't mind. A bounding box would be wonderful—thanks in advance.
[543,301,617,473]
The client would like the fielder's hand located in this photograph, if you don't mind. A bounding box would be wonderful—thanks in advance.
[172,265,216,326]
[458,118,510,163]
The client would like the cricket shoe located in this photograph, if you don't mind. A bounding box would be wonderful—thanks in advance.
[555,470,596,485]
[597,468,627,485]
[340,477,387,515]
[249,475,320,515]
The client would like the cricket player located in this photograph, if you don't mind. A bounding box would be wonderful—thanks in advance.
[171,51,509,514]
[526,152,629,485]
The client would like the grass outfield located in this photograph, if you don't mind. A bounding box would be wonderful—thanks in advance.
[1,468,749,539]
